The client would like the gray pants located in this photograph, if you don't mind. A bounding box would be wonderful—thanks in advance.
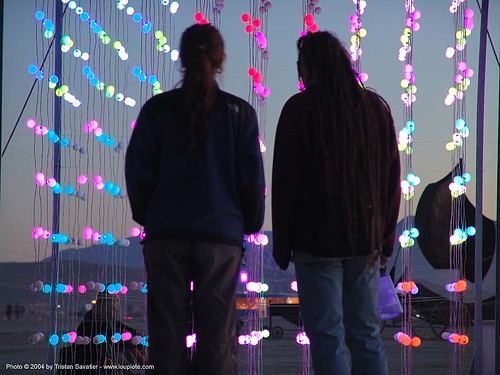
[144,239,242,375]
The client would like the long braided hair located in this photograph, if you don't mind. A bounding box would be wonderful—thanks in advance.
[297,31,382,261]
[176,24,225,150]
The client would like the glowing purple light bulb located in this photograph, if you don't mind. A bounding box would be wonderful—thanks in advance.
[130,227,141,237]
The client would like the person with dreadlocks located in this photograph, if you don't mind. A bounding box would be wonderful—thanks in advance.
[125,24,265,375]
[272,31,400,375]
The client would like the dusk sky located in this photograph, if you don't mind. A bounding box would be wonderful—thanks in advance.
[1,0,499,263]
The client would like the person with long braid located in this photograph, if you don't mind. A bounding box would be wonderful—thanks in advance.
[125,24,265,374]
[272,31,400,375]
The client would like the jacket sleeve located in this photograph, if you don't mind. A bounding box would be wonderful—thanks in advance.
[381,104,401,258]
[272,98,302,270]
[236,106,265,235]
[125,102,161,226]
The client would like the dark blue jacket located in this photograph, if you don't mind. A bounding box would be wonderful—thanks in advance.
[125,85,265,247]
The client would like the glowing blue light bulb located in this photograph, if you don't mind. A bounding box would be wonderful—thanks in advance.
[402,230,410,238]
[139,73,147,82]
[455,118,466,130]
[52,184,62,194]
[82,66,92,76]
[410,228,419,238]
[44,20,55,32]
[80,12,90,22]
[405,120,415,134]
[35,11,45,21]
[466,226,476,236]
[36,71,44,80]
[111,185,121,196]
[142,21,152,33]
[95,334,106,344]
[141,336,149,347]
[133,13,143,22]
[104,182,114,191]
[49,334,59,346]
[62,333,71,343]
[112,333,122,342]
[64,186,74,195]
[60,138,70,147]
[141,283,148,293]
[56,284,66,293]
[49,75,59,84]
[148,75,158,84]
[453,176,464,185]
[107,284,116,293]
[463,173,472,182]
[93,24,102,33]
[28,65,38,74]
[105,137,115,147]
[42,284,52,293]
[132,67,142,76]
[114,283,123,292]
[90,77,99,86]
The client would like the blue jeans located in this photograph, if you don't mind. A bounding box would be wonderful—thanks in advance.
[295,255,387,375]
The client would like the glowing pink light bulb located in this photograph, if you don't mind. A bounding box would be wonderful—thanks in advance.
[122,332,132,341]
[120,286,128,295]
[360,72,369,83]
[190,281,194,291]
[47,178,57,187]
[35,172,45,181]
[68,331,77,343]
[262,87,270,97]
[66,285,74,293]
[240,271,248,283]
[92,232,100,242]
[94,128,103,137]
[131,120,137,129]
[41,126,49,135]
[464,9,474,18]
[93,175,103,184]
[83,227,93,240]
[457,61,467,71]
[42,230,51,239]
[465,68,474,78]
[130,227,141,237]
[95,182,104,190]
[83,124,92,133]
[78,285,87,294]
[454,74,464,84]
[34,126,44,136]
[26,119,37,129]
[77,175,88,184]
[140,230,146,240]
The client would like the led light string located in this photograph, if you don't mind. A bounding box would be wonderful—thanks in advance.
[443,1,475,373]
[29,2,142,365]
[349,0,368,85]
[393,1,423,374]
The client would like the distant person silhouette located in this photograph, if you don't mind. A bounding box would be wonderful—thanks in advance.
[58,293,146,375]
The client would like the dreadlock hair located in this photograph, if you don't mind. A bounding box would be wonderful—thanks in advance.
[176,24,225,150]
[297,31,382,263]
